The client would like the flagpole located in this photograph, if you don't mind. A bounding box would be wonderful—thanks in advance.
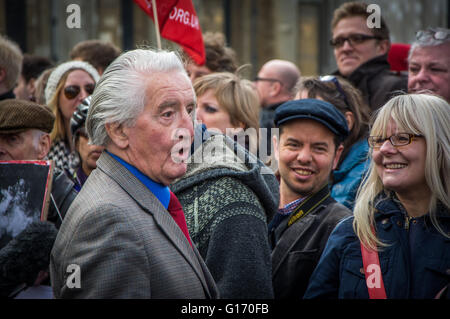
[151,0,162,49]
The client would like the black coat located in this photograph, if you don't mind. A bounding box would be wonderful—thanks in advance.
[270,186,351,299]
[334,54,407,112]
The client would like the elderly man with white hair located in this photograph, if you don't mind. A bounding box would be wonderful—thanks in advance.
[50,49,219,299]
[408,27,450,103]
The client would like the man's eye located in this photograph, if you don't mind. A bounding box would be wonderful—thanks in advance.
[409,67,419,74]
[162,111,173,118]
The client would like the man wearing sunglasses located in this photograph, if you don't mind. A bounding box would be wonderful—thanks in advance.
[254,59,300,156]
[330,2,407,112]
[408,27,450,103]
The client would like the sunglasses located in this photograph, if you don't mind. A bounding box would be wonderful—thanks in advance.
[318,75,351,110]
[329,34,383,48]
[416,28,449,41]
[64,84,95,100]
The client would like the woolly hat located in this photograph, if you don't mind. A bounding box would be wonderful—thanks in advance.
[44,60,100,104]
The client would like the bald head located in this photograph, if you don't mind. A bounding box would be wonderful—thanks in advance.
[255,59,301,107]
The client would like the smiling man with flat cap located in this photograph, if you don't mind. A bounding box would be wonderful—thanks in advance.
[0,99,77,228]
[269,98,352,299]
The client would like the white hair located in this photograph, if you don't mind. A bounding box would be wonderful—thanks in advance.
[86,49,188,146]
[353,93,450,250]
[408,27,450,62]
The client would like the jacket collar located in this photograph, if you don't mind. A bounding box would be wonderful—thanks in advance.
[333,139,370,182]
[96,151,214,298]
[333,54,390,82]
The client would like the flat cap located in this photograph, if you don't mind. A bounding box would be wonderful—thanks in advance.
[0,99,55,134]
[274,99,349,139]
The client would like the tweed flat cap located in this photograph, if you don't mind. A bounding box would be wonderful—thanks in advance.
[274,98,349,139]
[45,60,100,104]
[0,99,55,134]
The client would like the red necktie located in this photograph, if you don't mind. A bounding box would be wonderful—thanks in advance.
[167,191,192,247]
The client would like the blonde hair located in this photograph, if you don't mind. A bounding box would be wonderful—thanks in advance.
[353,94,450,250]
[194,71,260,152]
[47,72,70,142]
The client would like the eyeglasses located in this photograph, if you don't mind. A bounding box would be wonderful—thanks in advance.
[416,28,449,41]
[254,77,283,85]
[368,133,423,148]
[64,84,95,100]
[329,34,383,48]
[319,75,351,109]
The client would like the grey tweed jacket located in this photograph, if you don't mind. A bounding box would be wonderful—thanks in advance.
[50,152,219,299]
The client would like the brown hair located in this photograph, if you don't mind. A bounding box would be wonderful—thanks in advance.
[70,39,121,73]
[296,76,371,162]
[0,35,23,91]
[331,1,390,41]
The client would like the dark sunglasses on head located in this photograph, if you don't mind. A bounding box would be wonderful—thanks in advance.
[64,84,95,100]
[329,33,383,48]
[318,75,351,110]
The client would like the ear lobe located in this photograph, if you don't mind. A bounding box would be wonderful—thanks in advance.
[37,134,51,160]
[377,39,390,55]
[273,135,279,162]
[105,122,129,149]
[270,82,282,97]
[333,144,344,170]
[344,111,355,131]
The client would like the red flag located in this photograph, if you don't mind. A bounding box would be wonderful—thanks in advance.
[133,0,206,65]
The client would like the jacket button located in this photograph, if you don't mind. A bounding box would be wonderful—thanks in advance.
[396,221,402,227]
[360,268,365,274]
[381,218,389,225]
[446,269,450,275]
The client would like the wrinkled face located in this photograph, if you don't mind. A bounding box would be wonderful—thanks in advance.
[0,130,43,160]
[186,62,212,83]
[274,119,342,203]
[332,16,388,77]
[123,71,195,186]
[196,89,235,134]
[372,120,428,197]
[408,44,450,102]
[58,70,95,122]
[76,134,104,175]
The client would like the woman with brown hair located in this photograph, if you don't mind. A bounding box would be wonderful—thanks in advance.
[194,71,260,156]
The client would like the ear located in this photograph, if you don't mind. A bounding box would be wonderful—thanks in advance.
[272,135,279,162]
[344,111,355,131]
[105,122,129,149]
[270,81,282,97]
[377,39,390,56]
[37,133,51,160]
[332,144,344,170]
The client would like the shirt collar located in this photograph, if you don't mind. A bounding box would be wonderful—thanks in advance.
[107,151,170,209]
[278,197,306,216]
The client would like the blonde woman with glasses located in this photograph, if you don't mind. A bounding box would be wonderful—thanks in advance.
[304,93,450,299]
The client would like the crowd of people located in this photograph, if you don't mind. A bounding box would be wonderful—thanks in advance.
[0,1,449,299]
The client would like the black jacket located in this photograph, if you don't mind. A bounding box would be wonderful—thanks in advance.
[270,185,351,299]
[334,54,407,112]
[47,171,78,229]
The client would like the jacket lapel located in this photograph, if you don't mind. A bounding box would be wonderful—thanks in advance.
[96,152,213,297]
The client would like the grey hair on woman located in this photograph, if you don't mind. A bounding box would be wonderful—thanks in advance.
[86,49,189,146]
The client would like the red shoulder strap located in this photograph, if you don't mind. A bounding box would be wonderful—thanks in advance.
[360,234,387,299]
